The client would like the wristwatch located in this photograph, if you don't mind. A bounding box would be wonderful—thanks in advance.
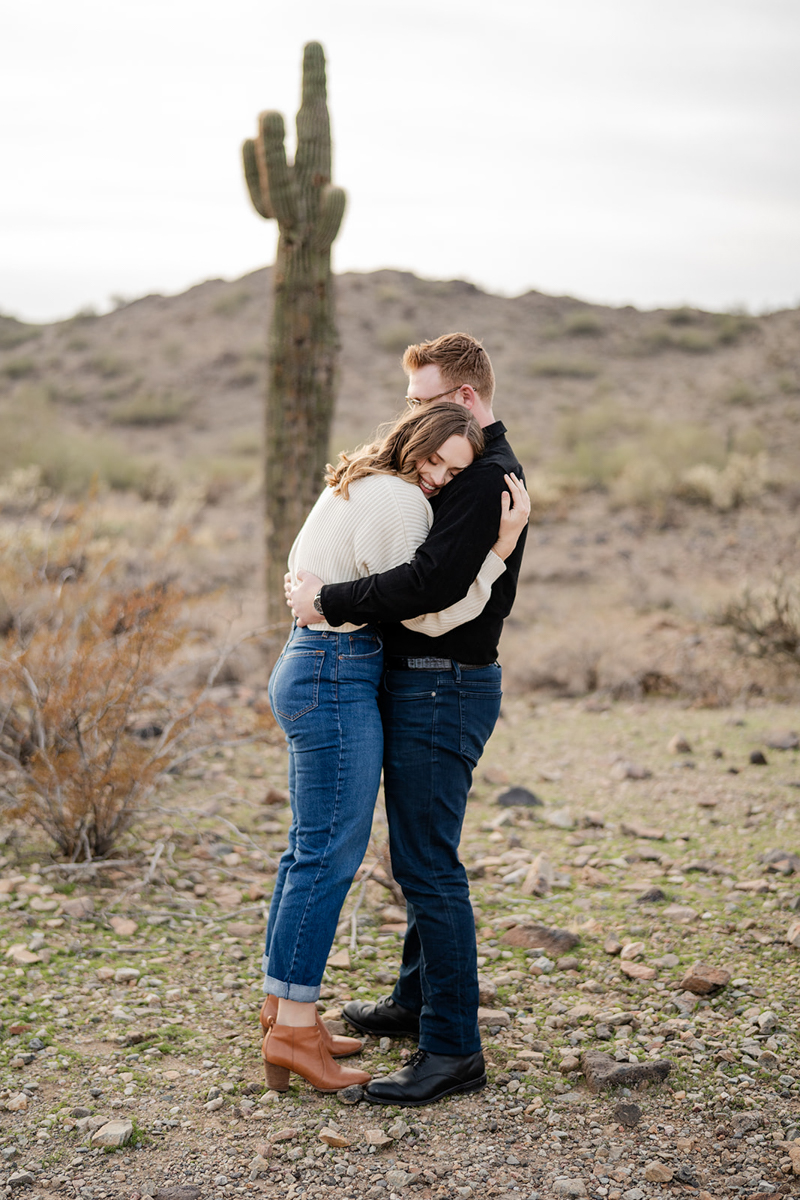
[313,590,325,617]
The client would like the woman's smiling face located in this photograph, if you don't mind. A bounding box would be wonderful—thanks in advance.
[415,433,475,499]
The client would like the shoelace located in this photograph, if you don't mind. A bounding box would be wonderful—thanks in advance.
[404,1048,430,1070]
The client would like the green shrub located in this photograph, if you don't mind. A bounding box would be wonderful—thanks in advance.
[560,311,605,337]
[665,306,698,325]
[528,356,599,379]
[111,392,187,426]
[377,321,418,355]
[2,357,37,380]
[717,576,800,666]
[85,353,131,379]
[212,289,252,317]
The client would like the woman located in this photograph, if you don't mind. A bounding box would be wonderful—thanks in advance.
[261,402,529,1093]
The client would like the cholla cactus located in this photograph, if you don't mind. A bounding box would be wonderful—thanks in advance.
[243,42,346,625]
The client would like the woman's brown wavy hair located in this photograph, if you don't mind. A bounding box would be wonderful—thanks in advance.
[326,402,484,499]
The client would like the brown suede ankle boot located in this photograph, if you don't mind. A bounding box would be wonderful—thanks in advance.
[262,1021,371,1093]
[260,995,363,1058]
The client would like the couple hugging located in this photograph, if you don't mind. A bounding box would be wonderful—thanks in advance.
[259,332,529,1108]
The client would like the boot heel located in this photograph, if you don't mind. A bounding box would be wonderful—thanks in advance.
[265,1061,290,1091]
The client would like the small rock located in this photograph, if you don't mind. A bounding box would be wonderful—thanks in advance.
[663,903,699,922]
[762,848,800,874]
[765,730,799,750]
[750,750,768,765]
[205,1095,224,1111]
[668,734,692,754]
[552,1179,587,1198]
[620,821,664,840]
[603,936,623,956]
[786,919,800,947]
[61,895,94,918]
[637,887,666,903]
[153,1187,202,1200]
[611,760,652,781]
[477,973,498,1004]
[757,1010,779,1033]
[557,955,581,971]
[388,1118,411,1139]
[500,923,579,955]
[271,1127,299,1142]
[520,852,554,897]
[385,1169,416,1189]
[581,1050,671,1093]
[652,952,680,968]
[673,1164,698,1186]
[559,1055,581,1074]
[580,865,610,887]
[319,1126,350,1147]
[541,807,574,830]
[114,967,141,983]
[643,1161,673,1182]
[478,1007,511,1028]
[109,917,138,936]
[620,941,645,961]
[249,1157,269,1181]
[680,963,731,995]
[497,786,543,807]
[364,1128,393,1148]
[91,1118,133,1147]
[5,1093,28,1112]
[620,961,657,981]
[4,944,40,965]
[338,1084,364,1104]
[327,948,351,969]
[613,1101,641,1127]
[8,1172,35,1189]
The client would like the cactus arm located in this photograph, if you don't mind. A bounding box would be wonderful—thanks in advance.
[295,41,332,199]
[242,138,272,218]
[259,111,297,228]
[311,185,346,253]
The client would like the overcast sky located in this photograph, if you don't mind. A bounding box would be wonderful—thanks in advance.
[2,0,799,323]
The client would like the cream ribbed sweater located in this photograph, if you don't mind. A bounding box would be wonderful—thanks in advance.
[288,473,506,635]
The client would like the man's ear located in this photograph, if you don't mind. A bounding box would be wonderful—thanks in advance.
[458,384,478,411]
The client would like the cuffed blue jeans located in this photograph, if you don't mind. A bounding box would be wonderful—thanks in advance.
[380,661,503,1054]
[262,625,384,1001]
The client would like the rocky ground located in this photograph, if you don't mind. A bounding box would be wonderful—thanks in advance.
[1,692,799,1200]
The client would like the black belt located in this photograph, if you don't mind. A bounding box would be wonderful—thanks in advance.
[386,656,491,671]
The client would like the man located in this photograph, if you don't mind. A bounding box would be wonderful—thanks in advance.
[290,332,527,1106]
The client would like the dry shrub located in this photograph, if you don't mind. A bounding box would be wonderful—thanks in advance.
[677,452,769,511]
[0,525,204,859]
[717,576,800,667]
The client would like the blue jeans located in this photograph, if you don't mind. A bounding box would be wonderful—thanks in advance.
[380,661,503,1054]
[262,624,384,1002]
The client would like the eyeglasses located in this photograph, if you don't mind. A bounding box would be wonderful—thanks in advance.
[405,386,463,410]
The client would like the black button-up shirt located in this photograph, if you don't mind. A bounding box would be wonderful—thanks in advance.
[321,421,527,663]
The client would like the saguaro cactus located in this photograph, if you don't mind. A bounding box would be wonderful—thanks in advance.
[242,42,346,626]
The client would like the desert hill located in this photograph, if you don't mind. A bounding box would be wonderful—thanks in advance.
[1,268,798,699]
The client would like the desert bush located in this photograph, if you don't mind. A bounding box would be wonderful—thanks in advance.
[0,527,202,858]
[110,392,187,426]
[560,311,606,337]
[376,321,418,355]
[528,356,599,378]
[85,353,131,379]
[2,356,38,380]
[717,576,800,668]
[0,318,41,350]
[665,306,698,325]
[725,381,758,407]
[677,452,769,511]
[212,289,252,317]
[0,386,150,496]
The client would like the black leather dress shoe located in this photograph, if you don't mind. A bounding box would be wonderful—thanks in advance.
[341,996,420,1039]
[364,1048,486,1107]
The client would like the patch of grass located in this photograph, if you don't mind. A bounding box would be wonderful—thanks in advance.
[559,311,606,337]
[85,353,131,379]
[229,430,261,457]
[528,356,600,379]
[0,317,42,350]
[2,356,37,380]
[376,321,418,355]
[725,381,758,407]
[110,392,188,426]
[212,289,252,317]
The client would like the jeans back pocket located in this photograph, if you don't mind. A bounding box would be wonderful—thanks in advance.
[269,649,326,722]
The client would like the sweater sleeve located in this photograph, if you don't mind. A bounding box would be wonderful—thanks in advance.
[352,477,431,577]
[321,459,507,627]
[401,550,506,635]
